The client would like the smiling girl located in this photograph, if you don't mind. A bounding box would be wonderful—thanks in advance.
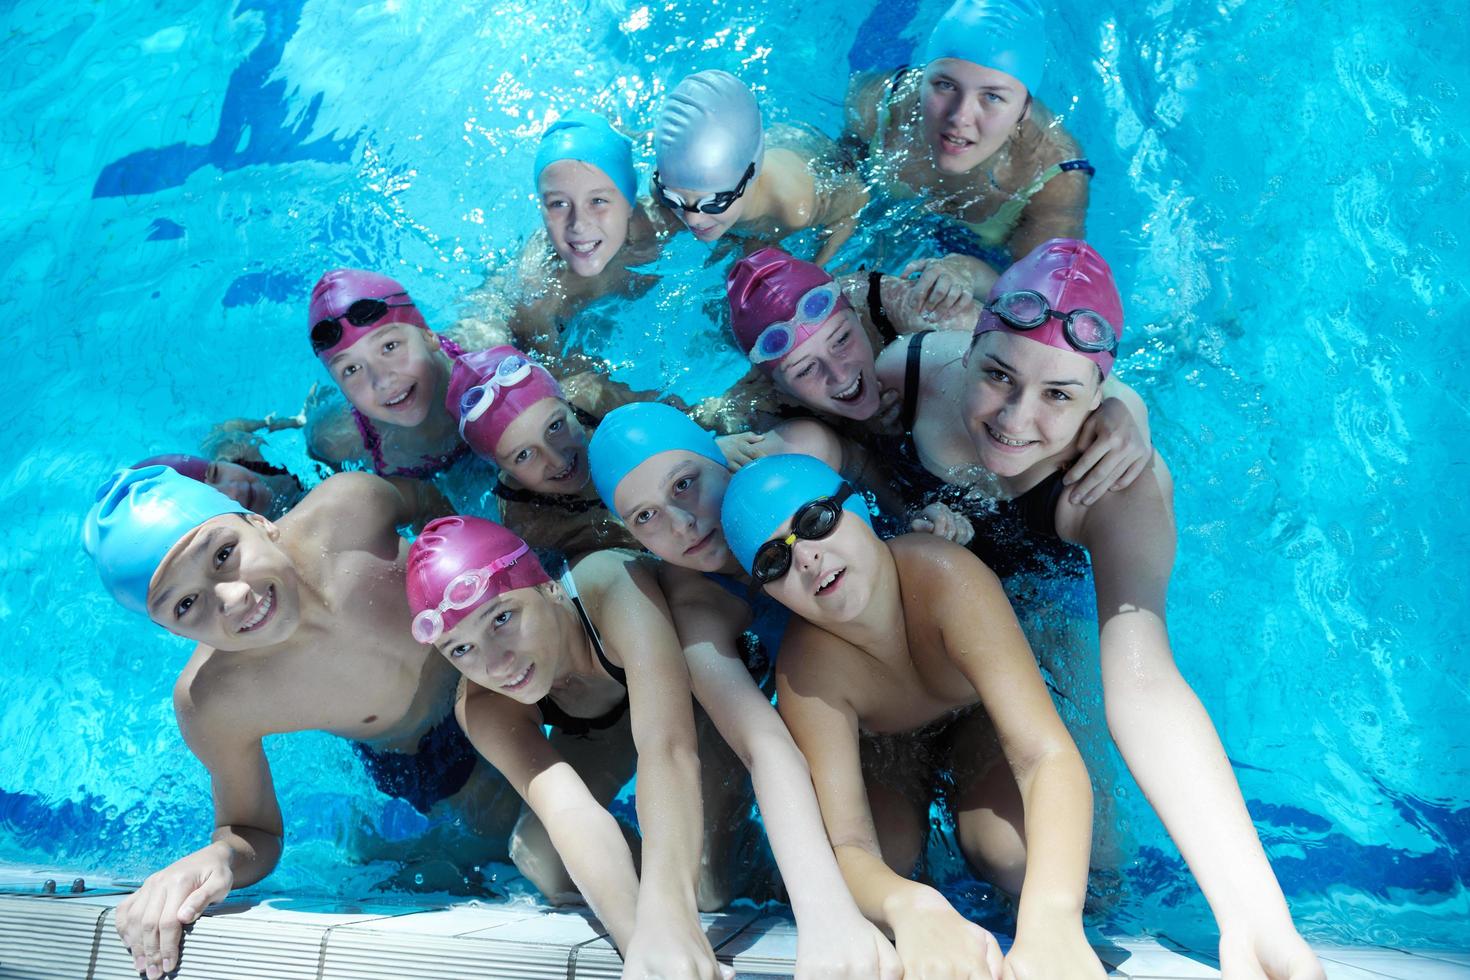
[305,269,471,480]
[883,238,1324,979]
[406,518,752,980]
[500,112,673,373]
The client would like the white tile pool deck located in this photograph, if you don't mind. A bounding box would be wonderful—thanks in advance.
[1,866,1464,979]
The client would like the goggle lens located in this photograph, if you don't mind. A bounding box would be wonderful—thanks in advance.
[993,290,1048,326]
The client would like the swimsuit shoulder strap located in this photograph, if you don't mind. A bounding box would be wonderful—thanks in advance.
[1013,469,1069,539]
[560,568,625,687]
[352,408,390,475]
[900,329,934,435]
[867,271,899,345]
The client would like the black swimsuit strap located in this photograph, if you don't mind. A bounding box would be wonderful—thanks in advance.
[900,330,934,435]
[567,579,624,686]
[868,271,899,346]
[1013,469,1069,539]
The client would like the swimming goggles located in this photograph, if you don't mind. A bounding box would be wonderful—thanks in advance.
[410,542,531,645]
[310,292,416,354]
[747,282,843,365]
[652,162,757,215]
[751,483,858,586]
[985,290,1119,355]
[457,355,537,436]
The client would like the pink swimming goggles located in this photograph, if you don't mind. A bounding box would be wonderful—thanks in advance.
[410,542,531,645]
[747,282,846,365]
[456,354,537,438]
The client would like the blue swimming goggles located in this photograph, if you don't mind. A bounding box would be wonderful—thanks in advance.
[748,282,844,365]
[457,355,536,436]
[985,290,1118,355]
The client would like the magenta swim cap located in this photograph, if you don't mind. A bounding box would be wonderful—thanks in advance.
[445,345,565,460]
[132,454,209,483]
[406,516,552,640]
[975,238,1123,376]
[727,247,850,369]
[309,268,430,363]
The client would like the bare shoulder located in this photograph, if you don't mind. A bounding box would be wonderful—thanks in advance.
[1069,451,1175,549]
[570,548,657,607]
[285,473,403,549]
[172,646,271,741]
[890,532,1001,601]
[771,417,843,468]
[777,613,851,680]
[843,69,895,142]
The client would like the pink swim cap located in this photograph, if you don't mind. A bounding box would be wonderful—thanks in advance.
[727,247,850,369]
[445,345,566,460]
[406,516,552,640]
[309,268,429,363]
[975,238,1124,377]
[132,454,209,482]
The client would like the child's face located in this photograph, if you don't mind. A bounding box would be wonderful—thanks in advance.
[660,182,748,243]
[771,308,882,421]
[326,322,444,427]
[493,397,591,494]
[539,160,632,278]
[436,584,569,704]
[920,58,1029,175]
[146,514,301,649]
[759,507,877,626]
[614,450,734,572]
[204,460,272,514]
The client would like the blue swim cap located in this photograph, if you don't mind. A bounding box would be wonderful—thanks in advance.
[922,0,1046,95]
[655,70,764,192]
[533,111,638,209]
[82,465,249,616]
[589,402,726,515]
[721,455,872,575]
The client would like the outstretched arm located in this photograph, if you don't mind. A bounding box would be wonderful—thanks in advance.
[919,538,1099,977]
[593,555,731,980]
[776,627,1004,979]
[667,577,900,978]
[116,666,287,980]
[1081,464,1324,980]
[455,682,640,950]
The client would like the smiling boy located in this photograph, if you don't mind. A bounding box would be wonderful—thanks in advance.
[83,465,518,980]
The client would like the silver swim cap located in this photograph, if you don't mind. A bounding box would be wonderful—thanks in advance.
[655,70,765,192]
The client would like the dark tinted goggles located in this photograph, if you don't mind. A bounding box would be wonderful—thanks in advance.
[985,290,1118,355]
[751,483,857,586]
[652,163,757,215]
[310,292,414,354]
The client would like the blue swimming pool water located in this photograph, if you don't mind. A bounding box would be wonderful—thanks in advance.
[2,0,1466,951]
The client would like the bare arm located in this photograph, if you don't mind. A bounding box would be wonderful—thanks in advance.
[115,666,287,979]
[1006,166,1091,262]
[776,625,1003,978]
[1078,462,1323,979]
[455,682,640,950]
[917,538,1098,973]
[664,575,899,977]
[589,554,726,980]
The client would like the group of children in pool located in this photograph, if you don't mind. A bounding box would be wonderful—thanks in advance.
[80,1,1326,978]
